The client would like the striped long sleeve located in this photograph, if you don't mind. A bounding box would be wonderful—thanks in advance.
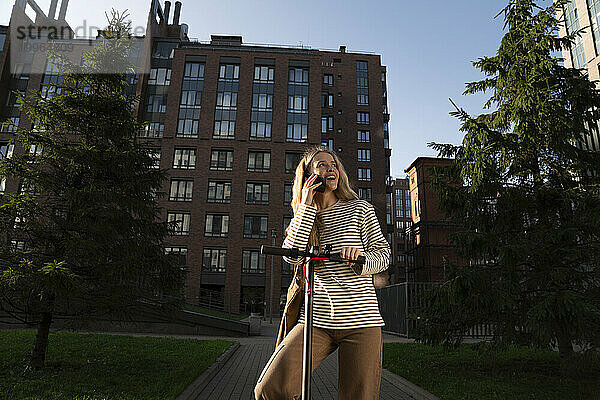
[358,203,391,275]
[282,203,317,265]
[288,199,391,329]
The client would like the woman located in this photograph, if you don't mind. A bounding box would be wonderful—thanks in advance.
[254,146,391,400]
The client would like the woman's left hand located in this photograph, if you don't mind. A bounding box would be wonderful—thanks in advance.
[340,247,362,266]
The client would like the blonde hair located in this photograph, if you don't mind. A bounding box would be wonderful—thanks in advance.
[287,146,358,249]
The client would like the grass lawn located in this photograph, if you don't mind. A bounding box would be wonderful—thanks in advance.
[383,342,600,400]
[182,304,249,321]
[0,329,234,400]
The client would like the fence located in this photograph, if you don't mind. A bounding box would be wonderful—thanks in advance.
[195,287,266,317]
[376,282,495,338]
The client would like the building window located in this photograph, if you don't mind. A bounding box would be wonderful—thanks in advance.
[41,59,63,99]
[242,249,266,273]
[247,150,271,172]
[255,65,274,82]
[287,67,309,142]
[321,116,334,133]
[144,148,160,169]
[2,117,19,133]
[148,68,171,85]
[169,179,193,201]
[165,246,187,268]
[144,67,171,139]
[321,139,334,151]
[152,41,177,59]
[214,64,239,139]
[287,123,308,142]
[11,240,27,251]
[358,168,371,181]
[203,248,227,272]
[251,64,274,141]
[207,180,231,203]
[1,142,14,160]
[244,215,268,238]
[252,93,273,109]
[285,152,302,174]
[177,118,198,138]
[7,90,24,110]
[358,130,370,143]
[358,149,371,162]
[356,61,369,105]
[323,74,333,85]
[177,62,204,138]
[173,148,196,169]
[205,213,229,237]
[384,122,389,148]
[357,112,370,124]
[246,182,270,205]
[167,212,191,236]
[395,188,403,218]
[210,149,233,171]
[140,122,164,138]
[359,188,372,202]
[321,92,333,107]
[284,183,293,205]
[27,144,43,163]
[405,189,411,218]
[146,94,167,113]
[414,199,421,218]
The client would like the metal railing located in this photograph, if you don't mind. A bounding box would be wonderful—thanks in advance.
[376,282,495,338]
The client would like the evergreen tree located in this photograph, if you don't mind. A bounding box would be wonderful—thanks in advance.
[0,11,186,370]
[421,0,600,368]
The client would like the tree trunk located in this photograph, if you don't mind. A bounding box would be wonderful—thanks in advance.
[557,330,574,377]
[29,310,53,370]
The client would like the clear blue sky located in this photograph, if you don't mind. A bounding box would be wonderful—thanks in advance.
[1,0,555,177]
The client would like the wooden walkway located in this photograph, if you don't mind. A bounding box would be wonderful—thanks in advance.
[192,335,437,400]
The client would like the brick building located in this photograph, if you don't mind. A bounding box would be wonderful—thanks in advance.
[0,0,393,315]
[389,177,412,283]
[403,157,460,283]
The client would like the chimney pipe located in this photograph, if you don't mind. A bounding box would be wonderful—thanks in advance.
[58,0,69,20]
[48,0,58,19]
[164,1,171,24]
[173,1,181,25]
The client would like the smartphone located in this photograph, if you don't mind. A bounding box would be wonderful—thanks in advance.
[304,172,326,193]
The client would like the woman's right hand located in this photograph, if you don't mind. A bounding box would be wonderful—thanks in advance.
[301,173,322,206]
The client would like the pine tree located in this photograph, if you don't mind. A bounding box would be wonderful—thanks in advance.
[422,0,600,369]
[0,11,186,370]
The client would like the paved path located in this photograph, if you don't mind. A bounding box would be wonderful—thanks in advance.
[181,318,440,400]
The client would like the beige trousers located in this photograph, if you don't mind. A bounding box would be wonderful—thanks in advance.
[254,323,383,400]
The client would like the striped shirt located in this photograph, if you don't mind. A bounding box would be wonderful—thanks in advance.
[283,198,391,329]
